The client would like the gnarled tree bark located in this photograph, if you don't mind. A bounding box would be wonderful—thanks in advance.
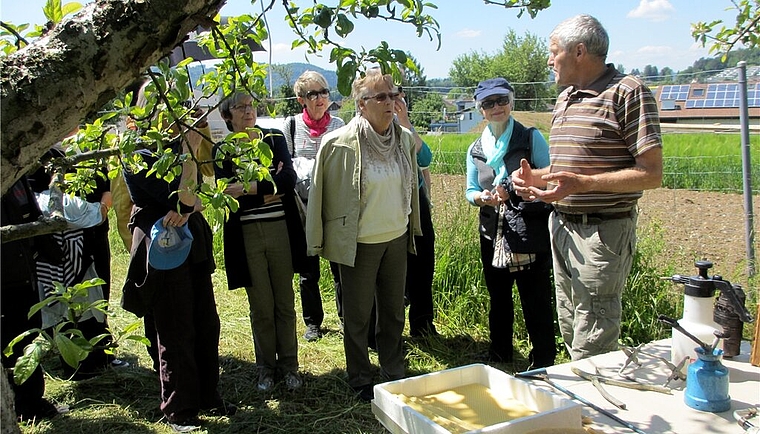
[0,0,226,196]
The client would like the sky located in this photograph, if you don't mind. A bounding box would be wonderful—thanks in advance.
[0,0,741,79]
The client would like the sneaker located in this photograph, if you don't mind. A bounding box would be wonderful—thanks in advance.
[303,324,322,342]
[110,358,130,368]
[168,417,201,433]
[284,371,303,391]
[257,373,274,392]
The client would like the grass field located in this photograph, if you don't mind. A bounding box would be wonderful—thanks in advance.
[427,131,760,193]
[14,126,759,433]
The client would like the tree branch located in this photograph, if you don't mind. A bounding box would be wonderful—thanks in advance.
[0,21,29,49]
[1,0,226,196]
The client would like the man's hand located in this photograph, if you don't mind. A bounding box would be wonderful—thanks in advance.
[511,158,537,199]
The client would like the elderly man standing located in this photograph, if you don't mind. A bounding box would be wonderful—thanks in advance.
[512,14,663,361]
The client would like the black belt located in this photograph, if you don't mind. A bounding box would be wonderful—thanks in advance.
[557,210,633,225]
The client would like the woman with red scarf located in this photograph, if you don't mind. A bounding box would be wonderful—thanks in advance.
[284,71,345,342]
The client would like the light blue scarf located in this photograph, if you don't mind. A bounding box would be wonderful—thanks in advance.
[481,116,514,186]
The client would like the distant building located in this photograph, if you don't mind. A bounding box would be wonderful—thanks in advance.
[654,81,760,127]
[427,99,484,133]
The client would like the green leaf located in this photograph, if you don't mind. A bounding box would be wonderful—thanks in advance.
[13,342,45,385]
[60,2,83,17]
[43,0,63,24]
[335,13,354,37]
[125,335,152,346]
[313,6,333,29]
[55,334,88,368]
[3,329,39,358]
[337,60,357,96]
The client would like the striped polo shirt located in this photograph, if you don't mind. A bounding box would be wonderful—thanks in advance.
[549,65,662,213]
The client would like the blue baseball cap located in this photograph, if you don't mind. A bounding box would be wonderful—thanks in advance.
[474,78,514,102]
[148,218,193,270]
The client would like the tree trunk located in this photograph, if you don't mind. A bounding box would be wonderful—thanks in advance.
[0,365,20,434]
[0,0,226,196]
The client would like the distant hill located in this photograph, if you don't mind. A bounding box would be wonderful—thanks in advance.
[266,63,338,92]
[184,62,338,94]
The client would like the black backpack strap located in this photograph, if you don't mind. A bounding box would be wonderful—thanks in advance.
[287,115,296,157]
[526,126,536,168]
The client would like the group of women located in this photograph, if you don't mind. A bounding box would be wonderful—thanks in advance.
[119,69,554,431]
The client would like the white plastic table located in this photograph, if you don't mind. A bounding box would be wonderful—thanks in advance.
[543,339,760,433]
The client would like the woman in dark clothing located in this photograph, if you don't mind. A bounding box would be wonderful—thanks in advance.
[214,91,307,393]
[121,83,234,432]
[1,177,64,421]
[465,78,557,368]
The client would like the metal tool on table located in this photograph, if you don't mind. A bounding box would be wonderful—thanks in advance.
[619,344,688,387]
[571,365,673,410]
[735,407,760,433]
[516,368,647,434]
[571,366,627,409]
[574,367,625,410]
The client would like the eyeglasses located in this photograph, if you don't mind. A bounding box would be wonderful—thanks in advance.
[480,96,511,110]
[303,88,330,101]
[231,103,254,112]
[362,92,401,103]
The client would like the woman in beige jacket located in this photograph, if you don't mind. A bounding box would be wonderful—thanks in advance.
[305,71,421,401]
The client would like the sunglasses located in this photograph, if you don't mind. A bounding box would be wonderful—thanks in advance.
[303,88,330,101]
[362,92,401,103]
[480,96,511,110]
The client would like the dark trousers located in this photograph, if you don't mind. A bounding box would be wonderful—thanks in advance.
[150,261,222,423]
[406,187,436,336]
[479,237,556,367]
[340,235,407,388]
[299,256,342,327]
[1,285,45,416]
[77,223,114,374]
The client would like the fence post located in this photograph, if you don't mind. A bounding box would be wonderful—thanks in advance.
[737,61,756,278]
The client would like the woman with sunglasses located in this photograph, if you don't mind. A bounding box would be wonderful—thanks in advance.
[305,70,421,401]
[284,71,345,343]
[464,77,557,368]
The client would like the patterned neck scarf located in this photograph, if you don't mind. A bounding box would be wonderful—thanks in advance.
[355,116,413,214]
[302,108,332,137]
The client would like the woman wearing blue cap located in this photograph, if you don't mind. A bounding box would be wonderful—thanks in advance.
[464,77,557,367]
[121,80,234,432]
